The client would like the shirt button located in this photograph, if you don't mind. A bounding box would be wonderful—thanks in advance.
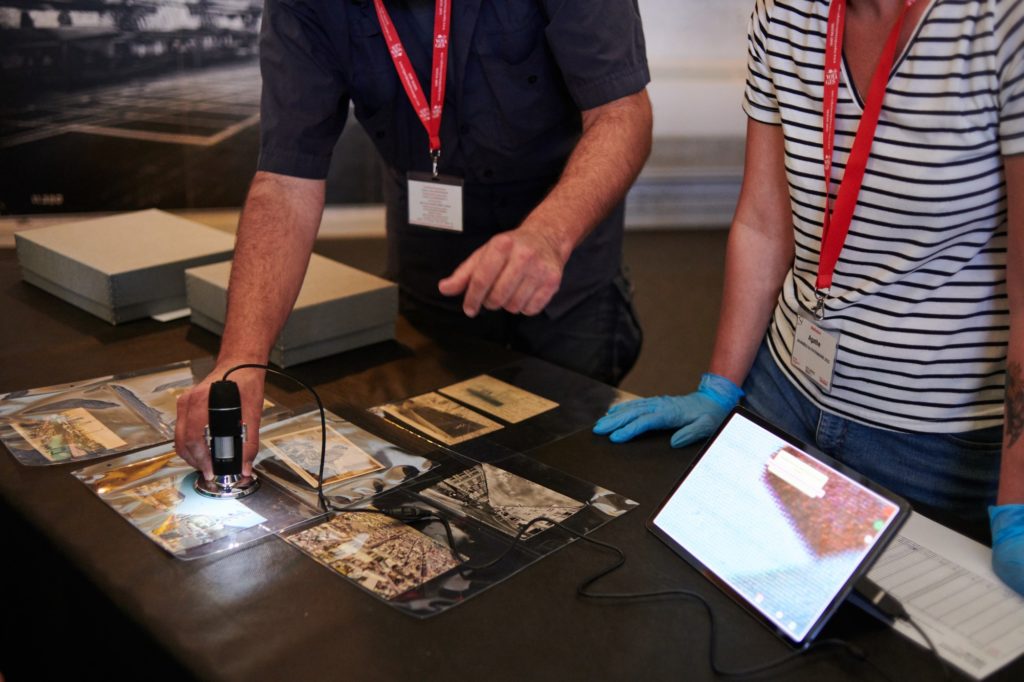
[375,130,386,139]
[483,169,493,178]
[527,75,538,84]
[459,124,470,134]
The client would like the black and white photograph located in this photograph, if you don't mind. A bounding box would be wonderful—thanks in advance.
[420,463,584,538]
[375,392,503,446]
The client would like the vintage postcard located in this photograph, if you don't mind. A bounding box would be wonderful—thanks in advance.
[438,375,558,424]
[12,407,127,462]
[286,512,462,600]
[421,463,584,537]
[264,425,384,488]
[377,392,502,445]
[94,450,267,554]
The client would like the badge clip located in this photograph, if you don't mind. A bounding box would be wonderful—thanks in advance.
[430,149,440,179]
[813,289,829,320]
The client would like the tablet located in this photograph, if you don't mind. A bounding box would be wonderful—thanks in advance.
[648,406,910,646]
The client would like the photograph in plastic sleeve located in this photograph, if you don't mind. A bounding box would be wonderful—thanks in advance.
[254,410,437,507]
[372,392,502,445]
[438,375,558,424]
[264,425,384,488]
[1,381,169,465]
[285,511,463,600]
[11,407,128,462]
[75,442,320,559]
[76,448,265,554]
[420,463,584,537]
[281,456,639,618]
[0,361,288,466]
[107,363,196,432]
[446,358,639,454]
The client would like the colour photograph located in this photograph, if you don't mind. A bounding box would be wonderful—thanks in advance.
[264,424,385,488]
[286,512,462,600]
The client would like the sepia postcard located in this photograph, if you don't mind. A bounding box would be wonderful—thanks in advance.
[12,407,127,462]
[264,425,385,488]
[286,512,462,600]
[438,375,558,424]
[421,463,584,537]
[377,392,502,445]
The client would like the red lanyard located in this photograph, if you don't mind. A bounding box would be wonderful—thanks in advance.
[373,0,451,176]
[817,0,917,315]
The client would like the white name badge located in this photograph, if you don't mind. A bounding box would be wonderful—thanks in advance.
[407,171,464,232]
[791,312,840,393]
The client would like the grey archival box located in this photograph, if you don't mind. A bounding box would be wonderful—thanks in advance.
[15,209,235,324]
[185,253,398,367]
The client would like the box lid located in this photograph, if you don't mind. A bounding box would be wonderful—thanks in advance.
[185,253,398,348]
[15,209,235,309]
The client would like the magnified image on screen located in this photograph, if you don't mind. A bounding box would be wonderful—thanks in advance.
[652,411,901,643]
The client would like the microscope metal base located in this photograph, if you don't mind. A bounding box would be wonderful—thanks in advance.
[193,473,261,500]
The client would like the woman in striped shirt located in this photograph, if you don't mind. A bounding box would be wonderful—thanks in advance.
[596,0,1024,593]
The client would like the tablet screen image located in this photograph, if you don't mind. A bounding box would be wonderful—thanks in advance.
[649,408,907,645]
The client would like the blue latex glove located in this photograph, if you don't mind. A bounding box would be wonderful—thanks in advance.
[593,373,744,448]
[990,504,1024,596]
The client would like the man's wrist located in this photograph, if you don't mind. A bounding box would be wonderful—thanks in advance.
[517,215,576,265]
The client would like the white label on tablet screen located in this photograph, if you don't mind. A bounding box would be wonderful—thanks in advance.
[653,413,900,642]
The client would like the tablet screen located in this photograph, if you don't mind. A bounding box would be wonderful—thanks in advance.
[649,408,906,644]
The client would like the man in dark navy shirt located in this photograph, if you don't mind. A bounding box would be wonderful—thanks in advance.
[175,0,652,479]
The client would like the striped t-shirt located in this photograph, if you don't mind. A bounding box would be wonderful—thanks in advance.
[743,0,1024,433]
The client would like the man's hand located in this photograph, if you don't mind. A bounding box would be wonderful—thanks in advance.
[174,363,266,480]
[438,89,652,319]
[438,223,568,317]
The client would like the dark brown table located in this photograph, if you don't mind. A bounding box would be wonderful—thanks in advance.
[0,249,1013,681]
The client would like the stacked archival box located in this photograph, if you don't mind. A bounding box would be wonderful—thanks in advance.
[15,209,235,324]
[185,253,398,367]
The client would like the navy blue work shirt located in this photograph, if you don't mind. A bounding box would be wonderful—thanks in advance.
[257,0,650,317]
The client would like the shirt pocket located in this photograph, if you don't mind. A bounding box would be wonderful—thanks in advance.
[347,12,399,116]
[474,28,575,154]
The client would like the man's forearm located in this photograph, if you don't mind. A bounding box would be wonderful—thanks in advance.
[519,89,653,260]
[218,171,326,365]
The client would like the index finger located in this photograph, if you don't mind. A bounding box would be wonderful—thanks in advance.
[175,385,213,479]
[462,240,513,317]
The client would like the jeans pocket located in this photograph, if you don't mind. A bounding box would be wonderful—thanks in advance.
[940,425,1004,451]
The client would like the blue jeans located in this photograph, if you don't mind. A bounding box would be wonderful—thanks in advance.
[742,341,1002,532]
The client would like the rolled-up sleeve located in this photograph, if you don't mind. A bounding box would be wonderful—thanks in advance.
[743,0,781,125]
[541,0,650,111]
[997,0,1024,156]
[258,0,349,179]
